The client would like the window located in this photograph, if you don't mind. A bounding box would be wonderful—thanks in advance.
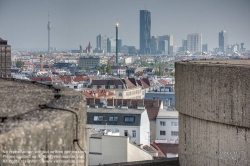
[171,122,178,127]
[118,85,122,89]
[93,116,104,121]
[93,85,97,89]
[101,85,105,88]
[171,131,179,136]
[124,116,135,122]
[114,117,118,121]
[160,121,166,126]
[109,85,114,89]
[124,130,128,136]
[160,131,166,135]
[132,130,136,138]
[118,92,122,97]
[109,117,114,121]
[109,117,118,121]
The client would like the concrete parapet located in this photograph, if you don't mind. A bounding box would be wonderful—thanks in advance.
[175,60,250,166]
[0,78,88,166]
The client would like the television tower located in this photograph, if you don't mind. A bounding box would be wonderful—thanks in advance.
[116,23,118,64]
[47,13,51,54]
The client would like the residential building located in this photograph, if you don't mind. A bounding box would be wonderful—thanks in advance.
[0,38,11,77]
[86,98,150,146]
[144,86,175,107]
[219,30,228,52]
[156,107,179,143]
[140,10,151,54]
[89,134,153,165]
[91,78,142,99]
[96,34,107,53]
[78,56,100,69]
[82,89,115,99]
[111,66,128,76]
[87,98,162,144]
[187,33,202,53]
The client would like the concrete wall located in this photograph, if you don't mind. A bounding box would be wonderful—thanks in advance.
[127,142,153,162]
[89,135,152,165]
[175,60,250,166]
[0,78,88,166]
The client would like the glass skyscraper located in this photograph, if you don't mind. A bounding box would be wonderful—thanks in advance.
[219,30,228,52]
[140,10,151,55]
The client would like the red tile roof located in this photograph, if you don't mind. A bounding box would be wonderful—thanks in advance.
[151,143,179,157]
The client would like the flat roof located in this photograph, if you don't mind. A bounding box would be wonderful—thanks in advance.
[87,107,144,114]
[157,108,178,118]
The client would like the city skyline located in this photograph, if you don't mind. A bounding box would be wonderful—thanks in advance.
[1,0,250,51]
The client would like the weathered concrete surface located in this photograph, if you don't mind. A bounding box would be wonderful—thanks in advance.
[0,78,88,166]
[175,60,250,166]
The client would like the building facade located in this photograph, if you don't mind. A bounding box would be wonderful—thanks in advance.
[0,38,11,77]
[140,10,151,55]
[218,30,228,52]
[187,33,202,53]
[78,56,100,69]
[91,79,142,99]
[156,107,179,143]
[87,105,150,146]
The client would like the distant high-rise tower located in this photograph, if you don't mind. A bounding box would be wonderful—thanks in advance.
[140,10,151,54]
[47,13,51,54]
[187,33,202,53]
[219,30,228,52]
[0,38,11,77]
[96,34,107,53]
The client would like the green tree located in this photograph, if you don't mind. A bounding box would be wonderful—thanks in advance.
[16,60,23,68]
[106,61,112,74]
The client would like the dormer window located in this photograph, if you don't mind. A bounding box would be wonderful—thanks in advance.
[93,116,104,121]
[109,85,114,89]
[118,85,122,89]
[124,116,135,122]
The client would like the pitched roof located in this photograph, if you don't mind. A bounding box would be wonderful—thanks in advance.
[152,143,179,156]
[158,79,168,85]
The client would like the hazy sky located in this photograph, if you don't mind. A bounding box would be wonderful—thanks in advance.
[1,0,250,51]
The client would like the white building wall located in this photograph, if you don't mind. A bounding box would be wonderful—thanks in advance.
[88,124,141,145]
[127,142,153,162]
[139,110,150,146]
[89,135,153,166]
[156,118,178,143]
